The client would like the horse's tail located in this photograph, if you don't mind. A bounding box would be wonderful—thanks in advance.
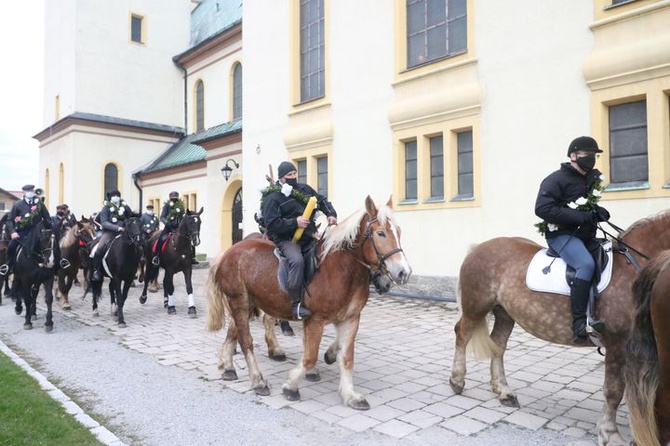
[624,254,669,446]
[467,315,503,361]
[205,254,229,332]
[90,277,103,299]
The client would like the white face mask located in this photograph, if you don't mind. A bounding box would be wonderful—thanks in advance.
[24,192,35,200]
[110,196,121,205]
[147,210,154,216]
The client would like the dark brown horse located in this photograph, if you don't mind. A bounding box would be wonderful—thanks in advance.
[450,210,670,446]
[625,250,670,446]
[139,208,203,316]
[206,196,412,408]
[55,217,96,309]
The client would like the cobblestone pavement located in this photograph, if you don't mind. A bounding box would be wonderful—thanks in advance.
[36,267,630,444]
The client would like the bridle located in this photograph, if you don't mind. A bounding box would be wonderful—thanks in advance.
[173,214,201,247]
[356,215,404,283]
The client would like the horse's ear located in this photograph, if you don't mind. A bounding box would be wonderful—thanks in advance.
[386,195,393,208]
[365,195,378,217]
[198,207,204,215]
[81,215,89,223]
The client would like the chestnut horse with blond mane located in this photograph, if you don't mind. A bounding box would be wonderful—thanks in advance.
[450,210,670,446]
[624,250,670,446]
[206,196,412,409]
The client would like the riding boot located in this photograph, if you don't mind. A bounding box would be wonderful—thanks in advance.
[570,278,604,342]
[92,252,103,281]
[290,288,311,320]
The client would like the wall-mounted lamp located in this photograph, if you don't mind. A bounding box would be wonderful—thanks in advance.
[220,159,240,182]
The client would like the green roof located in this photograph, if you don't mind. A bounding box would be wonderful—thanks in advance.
[190,0,242,47]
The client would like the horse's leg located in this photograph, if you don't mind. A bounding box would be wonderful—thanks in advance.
[262,313,286,361]
[219,320,239,380]
[43,276,54,332]
[14,278,23,315]
[109,281,117,317]
[61,273,73,310]
[335,317,369,409]
[449,309,497,395]
[282,319,326,403]
[184,267,196,318]
[165,273,176,315]
[22,281,33,329]
[489,306,519,407]
[116,280,131,328]
[324,339,340,365]
[229,304,270,395]
[598,345,627,446]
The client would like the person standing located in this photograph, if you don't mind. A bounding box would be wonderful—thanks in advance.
[261,161,338,320]
[535,136,610,343]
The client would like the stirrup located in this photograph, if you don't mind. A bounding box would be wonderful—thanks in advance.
[586,320,605,337]
[151,256,160,266]
[59,258,71,269]
[292,302,311,320]
[0,264,8,276]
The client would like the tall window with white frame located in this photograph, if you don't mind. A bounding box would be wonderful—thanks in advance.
[608,100,648,187]
[232,63,242,121]
[405,140,418,201]
[455,130,473,200]
[195,80,205,133]
[300,0,325,102]
[316,157,328,197]
[297,160,307,184]
[406,0,467,69]
[131,14,144,44]
[429,135,444,200]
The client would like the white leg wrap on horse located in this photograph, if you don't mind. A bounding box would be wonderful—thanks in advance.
[188,294,195,307]
[90,243,98,258]
[167,295,175,306]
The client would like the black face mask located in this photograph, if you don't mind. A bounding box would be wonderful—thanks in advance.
[285,178,298,187]
[57,212,65,217]
[576,155,596,172]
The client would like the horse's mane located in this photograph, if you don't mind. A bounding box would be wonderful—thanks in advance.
[320,203,394,260]
[621,209,670,238]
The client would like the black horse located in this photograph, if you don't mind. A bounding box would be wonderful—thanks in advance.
[140,208,203,316]
[88,216,143,328]
[0,213,11,302]
[12,221,58,331]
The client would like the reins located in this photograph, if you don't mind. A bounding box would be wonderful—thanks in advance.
[598,221,650,272]
[355,215,404,282]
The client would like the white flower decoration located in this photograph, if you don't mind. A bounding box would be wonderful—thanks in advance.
[575,197,588,206]
[567,202,578,209]
[599,174,606,181]
[170,202,174,207]
[109,206,115,211]
[547,223,559,232]
[24,213,30,217]
[176,208,182,213]
[112,217,118,223]
[592,189,602,197]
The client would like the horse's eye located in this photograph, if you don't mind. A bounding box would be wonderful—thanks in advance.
[376,231,386,238]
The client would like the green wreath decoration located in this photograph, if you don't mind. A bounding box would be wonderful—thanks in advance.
[259,184,311,210]
[164,199,186,223]
[16,202,43,229]
[535,174,605,235]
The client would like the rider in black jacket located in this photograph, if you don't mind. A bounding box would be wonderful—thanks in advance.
[535,136,610,343]
[261,161,337,319]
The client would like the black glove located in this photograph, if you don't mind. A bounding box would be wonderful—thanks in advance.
[592,205,610,223]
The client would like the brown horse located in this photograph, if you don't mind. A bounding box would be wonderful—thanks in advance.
[56,217,96,309]
[624,250,670,446]
[206,196,411,408]
[450,210,670,446]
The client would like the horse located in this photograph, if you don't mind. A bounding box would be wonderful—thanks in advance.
[55,217,96,309]
[88,216,143,328]
[624,249,670,446]
[140,208,203,317]
[449,210,670,445]
[12,221,58,331]
[205,196,412,408]
[0,213,10,301]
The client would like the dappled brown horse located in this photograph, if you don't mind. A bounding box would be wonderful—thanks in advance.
[450,210,670,446]
[624,250,670,446]
[206,196,411,408]
[56,217,95,309]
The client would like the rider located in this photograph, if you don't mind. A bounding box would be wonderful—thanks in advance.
[261,161,338,320]
[61,203,78,228]
[535,136,610,343]
[151,191,198,266]
[140,204,159,238]
[0,184,59,276]
[90,190,133,281]
[51,204,69,239]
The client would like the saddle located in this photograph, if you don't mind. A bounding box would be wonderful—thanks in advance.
[526,239,613,296]
[274,241,318,294]
[151,233,172,254]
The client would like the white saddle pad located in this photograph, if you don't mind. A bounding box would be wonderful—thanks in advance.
[526,240,613,296]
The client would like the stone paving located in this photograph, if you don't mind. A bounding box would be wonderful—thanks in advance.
[43,267,631,443]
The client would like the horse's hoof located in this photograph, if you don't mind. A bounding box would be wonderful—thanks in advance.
[139,295,147,304]
[31,315,37,321]
[23,323,33,330]
[118,322,127,329]
[15,308,22,316]
[62,304,71,311]
[222,369,238,381]
[282,387,300,401]
[449,378,464,395]
[324,351,337,365]
[253,385,271,397]
[187,306,196,318]
[500,395,520,408]
[167,306,176,315]
[268,352,286,362]
[348,398,370,411]
[305,372,320,382]
[45,325,53,333]
[92,311,99,317]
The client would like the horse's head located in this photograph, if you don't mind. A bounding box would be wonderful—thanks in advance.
[181,207,203,247]
[123,216,143,247]
[77,219,96,247]
[35,222,57,269]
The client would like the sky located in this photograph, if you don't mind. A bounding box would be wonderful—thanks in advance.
[0,2,44,192]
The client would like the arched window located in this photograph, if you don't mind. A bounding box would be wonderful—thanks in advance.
[195,80,205,132]
[232,63,242,121]
[58,162,64,204]
[104,163,119,198]
[44,168,50,204]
